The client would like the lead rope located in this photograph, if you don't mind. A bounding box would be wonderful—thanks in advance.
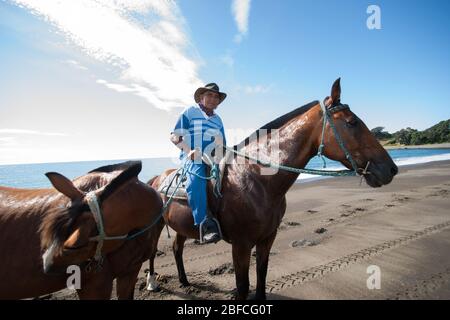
[359,161,371,186]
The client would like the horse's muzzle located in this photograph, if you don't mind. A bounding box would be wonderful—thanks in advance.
[364,161,398,187]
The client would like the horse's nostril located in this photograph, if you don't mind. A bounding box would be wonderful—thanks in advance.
[391,166,398,176]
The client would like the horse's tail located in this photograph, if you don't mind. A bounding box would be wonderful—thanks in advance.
[147,175,159,187]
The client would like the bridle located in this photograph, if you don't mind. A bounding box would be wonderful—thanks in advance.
[84,191,129,264]
[318,100,372,183]
[82,189,170,271]
[317,100,369,172]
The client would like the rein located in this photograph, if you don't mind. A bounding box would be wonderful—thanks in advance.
[221,101,369,177]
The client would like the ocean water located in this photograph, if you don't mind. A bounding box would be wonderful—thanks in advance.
[0,148,450,189]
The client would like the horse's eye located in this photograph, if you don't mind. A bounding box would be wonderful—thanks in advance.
[346,118,358,127]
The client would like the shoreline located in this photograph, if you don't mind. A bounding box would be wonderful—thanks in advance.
[296,156,450,185]
[383,142,450,150]
[1,143,450,167]
[2,149,450,189]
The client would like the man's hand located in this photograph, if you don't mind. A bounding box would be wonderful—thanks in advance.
[187,148,202,162]
[171,133,191,154]
[170,133,183,146]
[214,135,224,147]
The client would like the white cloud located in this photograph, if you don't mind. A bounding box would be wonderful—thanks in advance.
[220,53,234,67]
[96,79,186,110]
[11,0,203,111]
[96,79,135,93]
[104,0,178,20]
[65,59,88,71]
[243,85,271,94]
[0,129,67,136]
[232,0,251,42]
[0,137,17,147]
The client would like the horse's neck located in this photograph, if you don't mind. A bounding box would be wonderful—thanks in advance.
[0,187,63,221]
[0,175,103,219]
[232,105,321,198]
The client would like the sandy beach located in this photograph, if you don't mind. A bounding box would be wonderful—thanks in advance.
[384,143,450,150]
[48,159,450,300]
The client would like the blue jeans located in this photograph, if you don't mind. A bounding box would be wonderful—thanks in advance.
[185,160,207,226]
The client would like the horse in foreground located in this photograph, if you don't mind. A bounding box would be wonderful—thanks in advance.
[147,78,398,299]
[0,161,162,299]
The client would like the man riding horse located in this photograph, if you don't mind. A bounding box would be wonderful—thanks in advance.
[170,83,227,244]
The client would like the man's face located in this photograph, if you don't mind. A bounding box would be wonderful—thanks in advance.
[200,91,221,111]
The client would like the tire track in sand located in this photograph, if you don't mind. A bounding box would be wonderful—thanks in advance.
[153,184,450,287]
[265,220,450,293]
[389,267,450,300]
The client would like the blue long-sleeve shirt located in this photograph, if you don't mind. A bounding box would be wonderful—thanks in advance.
[172,105,227,160]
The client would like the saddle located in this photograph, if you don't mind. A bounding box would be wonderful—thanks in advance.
[157,152,231,200]
[157,169,188,200]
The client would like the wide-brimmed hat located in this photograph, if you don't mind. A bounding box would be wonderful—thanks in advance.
[194,83,227,104]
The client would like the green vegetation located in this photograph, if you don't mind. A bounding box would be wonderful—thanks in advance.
[370,127,392,140]
[371,120,450,146]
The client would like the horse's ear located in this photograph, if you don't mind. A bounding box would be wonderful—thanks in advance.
[330,77,341,105]
[45,172,84,201]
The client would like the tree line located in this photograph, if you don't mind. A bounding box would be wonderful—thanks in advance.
[370,119,450,145]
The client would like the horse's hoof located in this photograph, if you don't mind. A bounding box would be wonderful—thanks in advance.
[146,282,161,292]
[147,285,161,292]
[146,273,160,292]
[179,281,190,287]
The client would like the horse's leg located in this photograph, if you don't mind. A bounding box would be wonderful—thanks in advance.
[255,230,277,300]
[232,243,252,300]
[116,264,141,300]
[173,233,190,287]
[146,219,165,291]
[146,245,160,291]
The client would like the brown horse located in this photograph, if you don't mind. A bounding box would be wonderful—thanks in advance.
[147,78,398,299]
[0,161,162,299]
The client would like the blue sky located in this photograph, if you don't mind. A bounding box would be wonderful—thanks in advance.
[1,0,449,164]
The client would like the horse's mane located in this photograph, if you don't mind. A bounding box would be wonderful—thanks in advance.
[235,100,318,148]
[260,100,318,130]
[88,160,140,174]
[40,200,90,251]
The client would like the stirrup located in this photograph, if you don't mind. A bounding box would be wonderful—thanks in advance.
[199,218,223,244]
